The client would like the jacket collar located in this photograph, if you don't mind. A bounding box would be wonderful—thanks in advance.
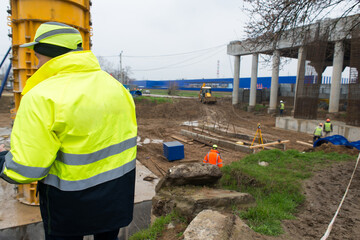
[22,51,101,95]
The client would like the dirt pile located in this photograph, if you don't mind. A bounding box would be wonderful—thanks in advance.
[307,143,360,156]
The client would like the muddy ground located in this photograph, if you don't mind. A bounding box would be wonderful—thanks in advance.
[1,94,360,239]
[135,97,360,240]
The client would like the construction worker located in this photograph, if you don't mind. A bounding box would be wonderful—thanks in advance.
[323,118,333,136]
[203,144,223,168]
[0,22,137,240]
[279,100,285,117]
[313,123,323,143]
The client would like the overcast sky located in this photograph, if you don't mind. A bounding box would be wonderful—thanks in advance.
[0,0,299,80]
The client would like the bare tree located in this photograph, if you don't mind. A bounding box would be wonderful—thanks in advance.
[244,0,360,43]
[97,56,134,83]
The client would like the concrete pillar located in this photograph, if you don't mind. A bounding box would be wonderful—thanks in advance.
[293,46,307,114]
[248,53,258,111]
[232,55,240,105]
[268,50,280,114]
[329,41,344,113]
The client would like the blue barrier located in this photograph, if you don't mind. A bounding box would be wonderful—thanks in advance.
[133,76,297,90]
[313,135,360,150]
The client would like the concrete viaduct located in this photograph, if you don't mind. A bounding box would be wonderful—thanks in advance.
[227,14,359,114]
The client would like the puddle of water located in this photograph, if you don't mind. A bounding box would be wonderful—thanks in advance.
[137,137,163,145]
[182,121,199,127]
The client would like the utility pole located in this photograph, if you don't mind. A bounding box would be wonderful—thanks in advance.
[119,51,123,83]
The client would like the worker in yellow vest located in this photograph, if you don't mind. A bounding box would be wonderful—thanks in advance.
[0,22,137,239]
[323,118,333,136]
[313,123,323,143]
[279,100,285,117]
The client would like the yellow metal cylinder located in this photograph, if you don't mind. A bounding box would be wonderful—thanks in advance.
[10,0,92,113]
[9,0,92,205]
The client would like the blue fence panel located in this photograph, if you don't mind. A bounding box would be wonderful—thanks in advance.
[132,76,297,91]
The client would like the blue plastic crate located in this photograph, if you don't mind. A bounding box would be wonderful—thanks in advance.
[163,141,184,161]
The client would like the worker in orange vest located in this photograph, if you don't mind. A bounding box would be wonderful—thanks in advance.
[203,144,223,168]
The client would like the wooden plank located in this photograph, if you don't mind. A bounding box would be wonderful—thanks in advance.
[181,129,254,153]
[296,140,313,147]
[171,135,193,144]
[249,140,290,149]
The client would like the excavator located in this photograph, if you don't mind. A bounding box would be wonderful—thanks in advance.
[199,83,217,104]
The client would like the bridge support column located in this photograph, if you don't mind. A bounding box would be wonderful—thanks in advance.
[232,55,241,105]
[329,41,344,113]
[268,50,280,114]
[293,46,307,115]
[248,53,258,112]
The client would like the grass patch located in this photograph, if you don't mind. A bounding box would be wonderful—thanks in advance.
[134,96,173,104]
[129,211,186,240]
[254,104,268,111]
[219,149,354,236]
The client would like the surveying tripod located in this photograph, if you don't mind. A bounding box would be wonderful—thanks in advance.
[251,123,264,149]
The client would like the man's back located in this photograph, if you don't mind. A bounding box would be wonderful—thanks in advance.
[9,51,138,236]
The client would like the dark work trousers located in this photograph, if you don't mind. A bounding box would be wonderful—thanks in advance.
[45,229,119,240]
[313,136,321,143]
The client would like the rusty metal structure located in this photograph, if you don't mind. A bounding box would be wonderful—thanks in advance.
[294,36,328,119]
[347,30,360,126]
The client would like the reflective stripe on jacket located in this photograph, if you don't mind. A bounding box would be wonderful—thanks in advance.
[280,103,285,110]
[324,122,332,132]
[0,51,137,191]
[314,126,322,137]
[203,149,223,168]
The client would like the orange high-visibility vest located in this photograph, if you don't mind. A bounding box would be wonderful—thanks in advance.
[203,149,223,168]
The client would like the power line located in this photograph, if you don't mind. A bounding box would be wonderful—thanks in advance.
[132,46,226,71]
[96,44,227,59]
[124,44,226,58]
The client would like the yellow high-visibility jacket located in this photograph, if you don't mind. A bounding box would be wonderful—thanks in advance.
[0,51,137,191]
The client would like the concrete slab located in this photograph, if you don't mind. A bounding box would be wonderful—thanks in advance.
[153,186,256,220]
[276,117,360,141]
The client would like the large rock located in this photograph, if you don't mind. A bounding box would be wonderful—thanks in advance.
[152,186,255,221]
[155,163,222,192]
[183,210,268,240]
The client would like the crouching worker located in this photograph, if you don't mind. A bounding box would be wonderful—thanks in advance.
[203,144,223,168]
[0,22,137,240]
[313,123,323,143]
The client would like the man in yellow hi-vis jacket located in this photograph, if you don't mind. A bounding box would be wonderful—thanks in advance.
[0,22,137,240]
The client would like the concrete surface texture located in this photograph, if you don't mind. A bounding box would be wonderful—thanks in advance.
[152,163,255,221]
[276,116,360,141]
[153,186,256,221]
[183,209,269,240]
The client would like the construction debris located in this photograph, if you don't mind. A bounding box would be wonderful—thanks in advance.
[249,140,289,149]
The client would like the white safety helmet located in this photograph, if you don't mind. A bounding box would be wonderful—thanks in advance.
[280,100,283,103]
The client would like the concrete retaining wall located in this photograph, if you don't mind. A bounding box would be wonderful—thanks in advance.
[276,117,360,142]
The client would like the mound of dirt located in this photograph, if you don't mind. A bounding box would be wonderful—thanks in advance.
[309,143,360,156]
